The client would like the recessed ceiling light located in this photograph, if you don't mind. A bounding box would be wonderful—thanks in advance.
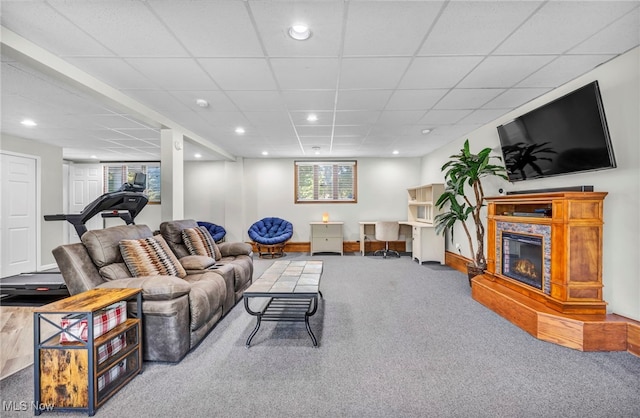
[21,119,37,127]
[421,128,432,135]
[288,23,311,41]
[392,150,399,155]
[196,99,209,108]
[307,114,318,122]
[90,155,98,159]
[312,146,320,155]
[235,127,245,134]
[261,151,269,156]
[194,153,202,158]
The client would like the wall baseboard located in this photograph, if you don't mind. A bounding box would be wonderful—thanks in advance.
[247,241,406,255]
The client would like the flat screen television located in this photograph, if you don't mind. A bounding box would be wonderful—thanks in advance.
[496,80,616,182]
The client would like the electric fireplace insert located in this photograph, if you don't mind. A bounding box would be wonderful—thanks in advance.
[501,232,543,290]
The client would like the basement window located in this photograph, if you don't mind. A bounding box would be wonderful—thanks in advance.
[103,163,161,203]
[295,161,357,203]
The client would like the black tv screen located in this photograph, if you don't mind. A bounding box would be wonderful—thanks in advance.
[497,81,616,182]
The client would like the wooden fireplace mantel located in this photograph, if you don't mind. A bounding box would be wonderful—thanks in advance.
[481,191,608,315]
[469,191,636,352]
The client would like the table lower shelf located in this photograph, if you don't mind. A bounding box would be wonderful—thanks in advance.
[243,296,319,347]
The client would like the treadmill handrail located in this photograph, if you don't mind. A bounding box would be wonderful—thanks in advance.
[44,190,148,237]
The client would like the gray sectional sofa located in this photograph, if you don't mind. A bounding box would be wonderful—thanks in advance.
[52,220,253,362]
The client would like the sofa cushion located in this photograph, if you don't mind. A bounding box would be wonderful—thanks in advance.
[97,276,191,301]
[179,255,217,271]
[120,237,187,279]
[99,263,132,281]
[82,224,154,268]
[182,226,222,260]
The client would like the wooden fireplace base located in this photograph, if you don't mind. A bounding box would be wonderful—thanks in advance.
[472,274,639,354]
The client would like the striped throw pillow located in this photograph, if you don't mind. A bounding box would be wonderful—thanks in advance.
[120,236,186,278]
[182,226,221,260]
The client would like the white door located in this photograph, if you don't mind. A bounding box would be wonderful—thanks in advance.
[0,153,37,277]
[68,164,103,243]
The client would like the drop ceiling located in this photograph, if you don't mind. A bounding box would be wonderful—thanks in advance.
[1,1,638,162]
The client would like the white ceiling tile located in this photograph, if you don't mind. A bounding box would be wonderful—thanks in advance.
[0,3,114,57]
[148,1,263,57]
[243,111,292,129]
[434,89,505,109]
[340,58,411,89]
[334,126,370,137]
[336,90,393,110]
[457,109,509,126]
[226,91,286,111]
[483,88,551,110]
[49,1,189,57]
[125,58,218,90]
[399,57,484,89]
[64,58,156,90]
[518,55,616,88]
[385,90,448,110]
[496,1,638,54]
[281,90,336,111]
[289,111,334,125]
[420,109,473,125]
[199,58,277,90]
[296,125,334,137]
[334,111,381,125]
[168,91,238,113]
[249,1,344,57]
[343,1,442,56]
[570,7,640,54]
[421,1,541,55]
[459,55,557,88]
[270,58,339,90]
[121,90,194,118]
[377,111,425,125]
[332,136,364,146]
[198,111,250,128]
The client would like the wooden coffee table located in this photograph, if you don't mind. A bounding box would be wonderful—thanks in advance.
[243,260,323,347]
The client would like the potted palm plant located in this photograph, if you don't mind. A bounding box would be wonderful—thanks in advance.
[434,139,508,285]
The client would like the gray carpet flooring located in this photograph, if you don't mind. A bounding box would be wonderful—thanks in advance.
[2,253,639,417]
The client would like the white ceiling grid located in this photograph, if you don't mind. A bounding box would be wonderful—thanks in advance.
[0,0,638,161]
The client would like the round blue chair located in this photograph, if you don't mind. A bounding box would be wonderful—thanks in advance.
[197,221,226,243]
[248,217,293,258]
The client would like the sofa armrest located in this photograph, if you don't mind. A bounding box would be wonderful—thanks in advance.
[97,275,190,301]
[218,242,253,257]
[179,255,216,271]
[53,243,105,295]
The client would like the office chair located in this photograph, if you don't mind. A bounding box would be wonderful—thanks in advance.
[374,221,400,258]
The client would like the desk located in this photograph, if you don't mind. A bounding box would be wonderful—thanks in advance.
[358,222,412,257]
[358,221,444,264]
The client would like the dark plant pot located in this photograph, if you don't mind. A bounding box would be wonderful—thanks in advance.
[466,263,485,287]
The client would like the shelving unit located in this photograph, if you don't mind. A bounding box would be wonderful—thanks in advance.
[404,183,445,264]
[34,288,142,416]
[407,183,445,223]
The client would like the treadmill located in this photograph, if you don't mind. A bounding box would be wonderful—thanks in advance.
[0,174,149,301]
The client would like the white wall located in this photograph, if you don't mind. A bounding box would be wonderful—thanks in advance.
[419,47,639,321]
[184,157,421,243]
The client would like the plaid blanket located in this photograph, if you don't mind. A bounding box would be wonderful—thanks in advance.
[97,335,127,364]
[98,359,127,392]
[60,301,127,342]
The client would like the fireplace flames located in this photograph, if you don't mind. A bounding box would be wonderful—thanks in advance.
[514,259,538,279]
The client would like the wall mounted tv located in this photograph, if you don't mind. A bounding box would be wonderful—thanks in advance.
[497,80,616,182]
